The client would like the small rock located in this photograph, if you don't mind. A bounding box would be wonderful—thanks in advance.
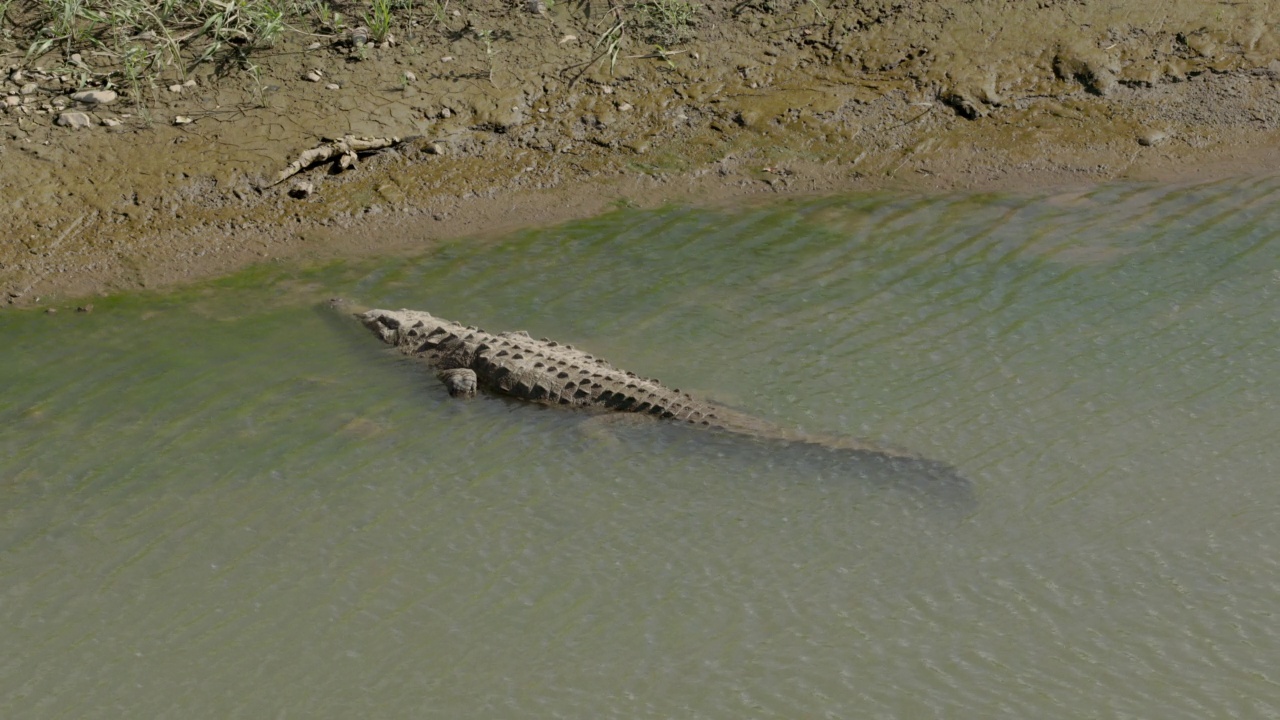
[3,96,19,108]
[56,111,92,129]
[100,117,121,127]
[426,141,445,155]
[601,85,614,95]
[20,82,38,95]
[46,308,58,315]
[183,79,196,88]
[307,41,322,50]
[325,83,340,90]
[289,180,314,198]
[440,55,454,62]
[168,83,183,93]
[173,115,193,125]
[1137,130,1169,147]
[11,69,24,83]
[439,107,452,118]
[304,70,322,82]
[69,53,84,65]
[76,304,94,313]
[403,70,416,82]
[70,89,117,105]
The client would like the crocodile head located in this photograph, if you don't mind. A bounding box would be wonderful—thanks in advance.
[354,308,453,345]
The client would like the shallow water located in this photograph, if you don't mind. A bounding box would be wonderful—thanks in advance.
[3,177,1278,718]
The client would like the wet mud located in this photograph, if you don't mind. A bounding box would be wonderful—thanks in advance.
[3,0,1280,307]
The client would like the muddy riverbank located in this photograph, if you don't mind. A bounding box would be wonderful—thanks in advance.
[3,0,1280,307]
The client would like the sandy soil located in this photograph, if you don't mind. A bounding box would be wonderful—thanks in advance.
[3,0,1280,308]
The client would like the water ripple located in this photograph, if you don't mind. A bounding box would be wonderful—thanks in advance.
[3,176,1280,717]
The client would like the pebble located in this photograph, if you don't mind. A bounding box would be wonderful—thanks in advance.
[56,111,92,129]
[289,180,314,198]
[304,70,323,82]
[4,96,19,108]
[426,142,445,155]
[168,83,183,93]
[325,83,340,90]
[1137,130,1169,147]
[20,82,38,95]
[307,42,322,50]
[71,89,117,105]
[173,115,193,125]
[440,56,454,62]
[403,71,416,82]
[617,102,633,112]
[101,117,122,127]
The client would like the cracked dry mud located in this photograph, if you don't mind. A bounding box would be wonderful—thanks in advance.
[3,0,1280,307]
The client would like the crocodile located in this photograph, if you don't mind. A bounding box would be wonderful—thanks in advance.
[335,300,968,488]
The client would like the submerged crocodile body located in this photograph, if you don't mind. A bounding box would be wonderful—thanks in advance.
[341,303,962,480]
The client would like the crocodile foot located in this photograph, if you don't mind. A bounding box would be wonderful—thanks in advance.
[438,368,478,398]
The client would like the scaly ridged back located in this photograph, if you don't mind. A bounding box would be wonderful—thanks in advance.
[364,308,729,427]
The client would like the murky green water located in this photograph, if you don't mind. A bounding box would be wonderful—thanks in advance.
[3,176,1279,718]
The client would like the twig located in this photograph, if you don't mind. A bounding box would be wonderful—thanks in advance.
[624,49,686,59]
[269,135,405,186]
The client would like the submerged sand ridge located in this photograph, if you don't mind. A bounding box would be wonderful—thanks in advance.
[2,0,1279,306]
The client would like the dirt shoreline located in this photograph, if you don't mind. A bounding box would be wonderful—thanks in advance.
[3,1,1280,308]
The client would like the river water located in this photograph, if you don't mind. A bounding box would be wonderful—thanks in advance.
[3,177,1278,718]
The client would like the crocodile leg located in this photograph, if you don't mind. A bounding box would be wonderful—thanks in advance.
[438,368,478,398]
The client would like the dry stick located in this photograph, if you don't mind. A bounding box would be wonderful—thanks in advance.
[269,135,405,186]
[624,49,686,59]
